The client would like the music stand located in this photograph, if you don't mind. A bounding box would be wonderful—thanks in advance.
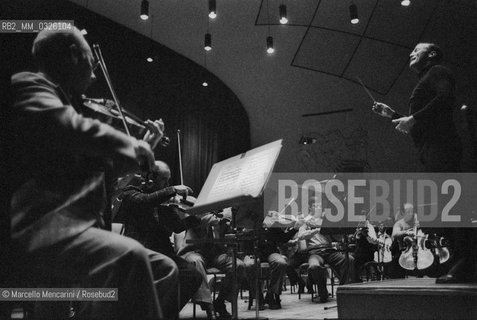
[219,205,268,320]
[185,140,282,319]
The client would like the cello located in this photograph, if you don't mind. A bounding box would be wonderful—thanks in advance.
[398,214,434,271]
[374,232,392,264]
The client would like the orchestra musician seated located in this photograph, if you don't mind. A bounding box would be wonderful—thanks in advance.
[390,202,416,278]
[175,208,245,320]
[9,27,180,319]
[350,219,379,281]
[114,161,202,320]
[286,197,356,303]
[242,221,294,310]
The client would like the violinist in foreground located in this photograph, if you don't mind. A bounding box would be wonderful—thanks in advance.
[9,27,176,319]
[115,160,202,319]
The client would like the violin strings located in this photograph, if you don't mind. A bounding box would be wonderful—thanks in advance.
[93,44,131,136]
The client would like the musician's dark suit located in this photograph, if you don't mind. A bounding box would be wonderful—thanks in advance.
[9,71,177,319]
[289,225,355,302]
[177,213,245,318]
[116,184,202,319]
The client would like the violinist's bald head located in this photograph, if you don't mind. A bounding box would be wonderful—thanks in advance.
[146,161,171,190]
[153,161,171,178]
[33,27,89,70]
[32,27,96,94]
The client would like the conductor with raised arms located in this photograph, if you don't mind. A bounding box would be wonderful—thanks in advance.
[372,42,461,172]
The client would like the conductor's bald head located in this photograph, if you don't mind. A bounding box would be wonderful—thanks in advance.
[32,27,96,94]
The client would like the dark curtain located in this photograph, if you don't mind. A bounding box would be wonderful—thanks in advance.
[2,0,251,195]
[169,88,250,194]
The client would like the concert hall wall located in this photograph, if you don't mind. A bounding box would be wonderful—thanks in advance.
[1,0,251,193]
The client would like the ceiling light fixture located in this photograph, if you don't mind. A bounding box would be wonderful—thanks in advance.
[204,33,212,51]
[279,4,288,24]
[266,0,274,54]
[202,37,209,87]
[209,0,217,19]
[267,36,274,54]
[140,0,149,20]
[299,136,317,145]
[401,0,411,6]
[146,15,154,62]
[349,2,359,24]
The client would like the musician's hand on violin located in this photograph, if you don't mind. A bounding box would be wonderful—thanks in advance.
[372,102,395,118]
[173,185,193,197]
[293,216,305,229]
[134,139,155,172]
[143,119,164,150]
[392,116,415,134]
[287,239,298,246]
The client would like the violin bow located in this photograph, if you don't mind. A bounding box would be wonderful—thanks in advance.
[177,129,184,185]
[92,44,131,136]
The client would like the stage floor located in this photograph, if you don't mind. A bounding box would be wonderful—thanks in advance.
[179,287,339,320]
[179,277,477,320]
[337,277,477,320]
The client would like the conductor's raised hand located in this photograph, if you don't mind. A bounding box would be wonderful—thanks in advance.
[392,116,415,134]
[372,102,395,118]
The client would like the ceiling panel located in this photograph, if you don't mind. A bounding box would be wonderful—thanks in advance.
[312,0,378,36]
[255,0,318,26]
[422,0,477,67]
[292,29,360,75]
[343,38,411,95]
[365,0,439,48]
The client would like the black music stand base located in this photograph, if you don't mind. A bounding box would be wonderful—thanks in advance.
[242,242,268,320]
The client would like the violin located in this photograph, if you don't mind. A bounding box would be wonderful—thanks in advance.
[88,44,170,146]
[81,96,169,146]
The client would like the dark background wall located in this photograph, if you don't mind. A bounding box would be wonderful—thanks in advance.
[1,0,251,192]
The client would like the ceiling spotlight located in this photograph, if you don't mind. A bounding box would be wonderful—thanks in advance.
[299,136,317,145]
[279,4,288,24]
[202,81,209,87]
[204,33,212,51]
[266,36,274,54]
[140,0,149,20]
[146,56,153,62]
[401,0,411,6]
[349,3,359,24]
[209,0,217,19]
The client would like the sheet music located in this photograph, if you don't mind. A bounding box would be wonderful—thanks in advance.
[195,140,282,208]
[206,162,243,202]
